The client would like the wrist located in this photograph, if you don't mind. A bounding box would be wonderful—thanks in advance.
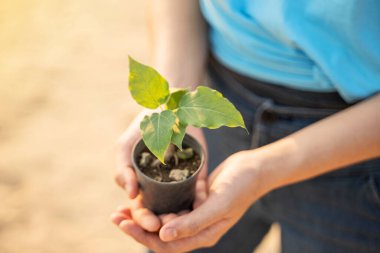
[246,139,303,194]
[226,150,272,207]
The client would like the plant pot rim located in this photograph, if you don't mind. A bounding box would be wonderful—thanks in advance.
[131,134,205,185]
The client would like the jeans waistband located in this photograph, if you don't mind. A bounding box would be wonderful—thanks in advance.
[208,56,355,118]
[209,55,355,107]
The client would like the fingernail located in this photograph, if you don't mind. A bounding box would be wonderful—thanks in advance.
[164,228,177,240]
[119,220,129,228]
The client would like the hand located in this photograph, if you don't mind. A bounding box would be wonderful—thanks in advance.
[114,111,146,199]
[111,175,208,233]
[111,151,269,252]
[111,156,209,235]
[114,114,209,232]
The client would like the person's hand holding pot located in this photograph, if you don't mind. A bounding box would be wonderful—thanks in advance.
[111,150,270,252]
[114,110,208,233]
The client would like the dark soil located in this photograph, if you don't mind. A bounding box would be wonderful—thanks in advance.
[136,145,201,183]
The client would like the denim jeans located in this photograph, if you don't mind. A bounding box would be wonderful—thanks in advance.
[192,59,380,253]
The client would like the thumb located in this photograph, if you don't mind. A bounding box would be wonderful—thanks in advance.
[159,193,226,242]
[115,165,138,198]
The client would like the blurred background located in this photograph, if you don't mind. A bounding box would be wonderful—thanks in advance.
[0,0,279,252]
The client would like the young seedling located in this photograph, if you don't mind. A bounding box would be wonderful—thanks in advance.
[128,56,246,165]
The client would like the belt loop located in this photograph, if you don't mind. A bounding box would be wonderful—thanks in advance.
[251,99,274,149]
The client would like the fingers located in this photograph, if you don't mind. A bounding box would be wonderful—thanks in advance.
[118,218,179,253]
[115,124,141,198]
[131,196,161,232]
[111,206,182,238]
[111,203,234,252]
[116,210,232,253]
[119,219,156,248]
[114,213,162,250]
[112,199,161,233]
[112,208,174,252]
[110,205,132,225]
[159,193,227,242]
[159,210,189,227]
[193,179,207,209]
[110,212,127,226]
[115,166,138,198]
[187,126,208,181]
[198,160,208,181]
[208,161,225,185]
[132,208,161,232]
[159,213,178,225]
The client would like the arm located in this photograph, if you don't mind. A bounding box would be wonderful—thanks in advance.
[258,93,380,193]
[147,0,209,171]
[161,93,380,243]
[148,0,208,88]
[112,94,380,253]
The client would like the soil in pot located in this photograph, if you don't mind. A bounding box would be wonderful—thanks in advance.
[136,144,201,183]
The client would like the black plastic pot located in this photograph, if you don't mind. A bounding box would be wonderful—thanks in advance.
[131,134,205,214]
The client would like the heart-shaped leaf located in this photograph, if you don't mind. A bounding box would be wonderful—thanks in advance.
[177,86,246,130]
[129,56,169,109]
[140,110,177,163]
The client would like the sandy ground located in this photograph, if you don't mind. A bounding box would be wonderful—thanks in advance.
[0,1,279,252]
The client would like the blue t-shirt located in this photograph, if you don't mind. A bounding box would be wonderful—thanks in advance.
[200,0,380,102]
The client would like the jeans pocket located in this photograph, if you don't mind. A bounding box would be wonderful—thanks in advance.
[314,171,380,218]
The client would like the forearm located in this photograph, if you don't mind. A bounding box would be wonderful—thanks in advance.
[251,93,380,195]
[148,0,208,88]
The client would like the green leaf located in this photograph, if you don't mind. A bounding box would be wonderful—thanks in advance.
[140,110,177,163]
[177,86,246,130]
[171,120,187,150]
[129,56,170,109]
[166,88,188,110]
